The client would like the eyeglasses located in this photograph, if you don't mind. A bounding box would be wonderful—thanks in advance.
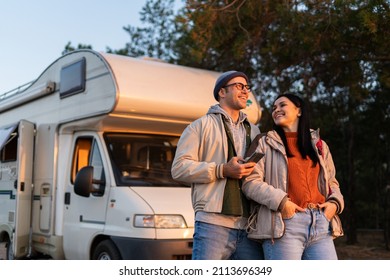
[223,82,251,92]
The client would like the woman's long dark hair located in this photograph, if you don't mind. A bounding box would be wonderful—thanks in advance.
[273,93,319,166]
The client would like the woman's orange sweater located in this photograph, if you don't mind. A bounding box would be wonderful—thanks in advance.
[285,132,325,208]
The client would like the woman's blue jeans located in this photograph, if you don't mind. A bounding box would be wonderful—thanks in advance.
[262,208,338,260]
[192,221,264,260]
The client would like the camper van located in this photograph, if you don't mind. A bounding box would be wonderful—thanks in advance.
[0,50,261,260]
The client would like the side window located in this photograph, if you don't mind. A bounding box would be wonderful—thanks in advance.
[71,137,105,195]
[1,133,17,162]
[59,57,86,98]
[71,137,92,183]
[0,125,18,162]
[90,141,105,186]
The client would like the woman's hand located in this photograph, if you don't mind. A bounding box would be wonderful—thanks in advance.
[281,200,305,219]
[319,201,337,221]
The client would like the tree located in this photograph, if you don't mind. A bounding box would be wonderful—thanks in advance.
[169,0,390,246]
[107,0,179,62]
[62,41,93,55]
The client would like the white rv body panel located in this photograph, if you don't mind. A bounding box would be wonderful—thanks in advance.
[13,120,35,258]
[0,50,261,260]
[101,52,261,125]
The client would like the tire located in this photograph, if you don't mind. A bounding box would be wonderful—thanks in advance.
[92,240,122,260]
[5,239,14,260]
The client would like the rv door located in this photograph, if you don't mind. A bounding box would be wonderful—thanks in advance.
[13,120,35,258]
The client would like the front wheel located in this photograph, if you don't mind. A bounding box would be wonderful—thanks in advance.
[92,240,122,260]
[5,239,15,260]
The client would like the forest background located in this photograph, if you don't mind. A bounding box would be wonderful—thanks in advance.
[65,0,390,255]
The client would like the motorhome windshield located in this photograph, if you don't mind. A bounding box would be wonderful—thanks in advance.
[104,133,184,187]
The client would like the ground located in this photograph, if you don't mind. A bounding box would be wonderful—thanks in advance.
[1,230,390,260]
[335,230,390,260]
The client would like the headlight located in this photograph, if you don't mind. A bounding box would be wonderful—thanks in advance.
[134,214,187,228]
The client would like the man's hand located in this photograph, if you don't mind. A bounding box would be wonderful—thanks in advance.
[223,157,256,179]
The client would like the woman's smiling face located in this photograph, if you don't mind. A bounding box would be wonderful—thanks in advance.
[272,96,301,132]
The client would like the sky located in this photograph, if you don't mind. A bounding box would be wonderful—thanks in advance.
[0,0,181,94]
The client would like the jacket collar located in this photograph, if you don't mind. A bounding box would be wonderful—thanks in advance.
[207,104,248,125]
[266,128,321,151]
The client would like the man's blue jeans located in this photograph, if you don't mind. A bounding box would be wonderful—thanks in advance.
[262,208,338,260]
[192,221,264,260]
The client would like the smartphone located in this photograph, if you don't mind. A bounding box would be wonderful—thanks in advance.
[243,151,264,163]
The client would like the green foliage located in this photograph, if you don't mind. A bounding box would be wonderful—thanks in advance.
[108,0,180,62]
[173,1,390,240]
[62,41,93,55]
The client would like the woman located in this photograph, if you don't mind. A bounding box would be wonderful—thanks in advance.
[242,93,344,260]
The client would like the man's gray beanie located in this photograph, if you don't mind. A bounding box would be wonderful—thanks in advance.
[213,70,248,101]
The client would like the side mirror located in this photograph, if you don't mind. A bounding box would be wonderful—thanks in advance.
[74,166,105,197]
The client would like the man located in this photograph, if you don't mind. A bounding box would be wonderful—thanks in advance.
[171,71,263,260]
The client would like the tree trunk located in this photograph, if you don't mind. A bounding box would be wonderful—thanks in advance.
[346,121,357,244]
